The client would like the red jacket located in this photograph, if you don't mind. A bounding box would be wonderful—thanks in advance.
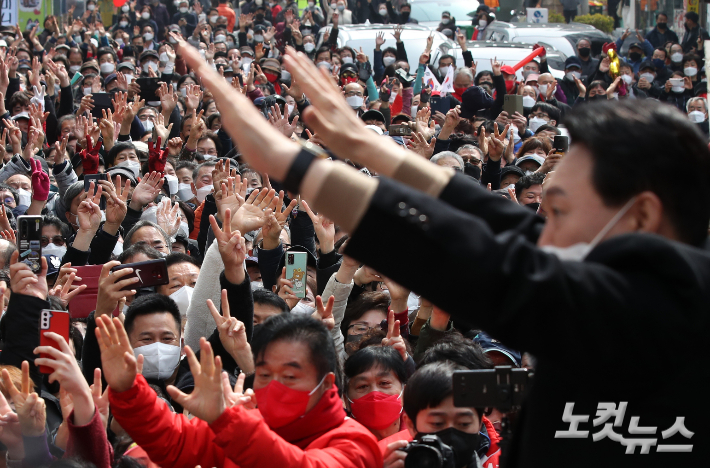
[378,416,501,468]
[109,375,382,468]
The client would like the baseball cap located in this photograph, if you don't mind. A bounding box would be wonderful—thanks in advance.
[515,155,545,167]
[525,73,539,83]
[564,56,582,70]
[500,65,516,76]
[361,109,386,124]
[460,86,495,119]
[472,331,522,367]
[11,112,30,121]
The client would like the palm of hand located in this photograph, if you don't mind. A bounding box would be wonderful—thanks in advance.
[133,183,158,205]
[105,199,126,224]
[102,344,135,392]
[233,202,268,233]
[78,205,101,231]
[217,194,242,223]
[182,372,224,423]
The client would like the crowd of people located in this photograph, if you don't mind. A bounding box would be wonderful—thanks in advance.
[0,1,707,467]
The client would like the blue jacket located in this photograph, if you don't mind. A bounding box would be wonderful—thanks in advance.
[614,38,654,75]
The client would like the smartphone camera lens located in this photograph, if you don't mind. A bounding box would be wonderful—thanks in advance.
[288,254,294,265]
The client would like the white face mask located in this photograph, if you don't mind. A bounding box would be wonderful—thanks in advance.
[346,95,364,108]
[87,3,96,11]
[442,18,450,24]
[241,57,253,68]
[341,56,353,64]
[522,95,536,108]
[281,69,291,81]
[303,42,316,53]
[671,52,683,63]
[253,34,264,43]
[379,8,387,15]
[122,5,130,12]
[684,66,698,77]
[528,116,548,133]
[119,21,129,28]
[43,243,67,258]
[112,241,124,257]
[672,84,685,93]
[18,188,31,208]
[410,104,418,117]
[169,286,194,316]
[196,185,213,202]
[511,125,521,144]
[292,302,316,315]
[100,62,115,74]
[216,34,227,42]
[157,52,168,62]
[134,342,181,380]
[438,64,450,75]
[142,12,151,20]
[620,74,633,85]
[538,84,549,96]
[178,183,194,201]
[83,87,93,96]
[164,174,179,195]
[250,280,265,291]
[565,71,581,81]
[539,197,637,262]
[116,38,124,46]
[69,65,81,74]
[116,160,142,178]
[308,1,315,6]
[479,19,488,28]
[689,110,706,123]
[180,7,188,13]
[144,32,154,42]
[209,15,218,23]
[639,72,654,83]
[383,56,396,67]
[317,61,332,71]
[142,119,154,132]
[178,221,189,238]
[143,61,158,73]
[287,103,295,115]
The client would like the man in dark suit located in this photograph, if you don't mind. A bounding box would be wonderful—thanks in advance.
[179,40,710,467]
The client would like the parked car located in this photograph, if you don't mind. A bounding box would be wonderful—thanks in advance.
[483,21,613,59]
[316,24,455,67]
[443,41,568,80]
[407,0,478,29]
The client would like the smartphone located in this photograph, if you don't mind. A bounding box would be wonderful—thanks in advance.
[84,173,108,210]
[70,71,83,86]
[39,310,70,374]
[90,92,114,120]
[67,264,105,319]
[503,95,524,116]
[285,252,308,299]
[110,258,169,291]
[17,215,42,273]
[135,77,161,104]
[388,124,412,137]
[429,94,450,115]
[553,135,569,154]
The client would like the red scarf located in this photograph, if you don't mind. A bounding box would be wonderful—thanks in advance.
[268,386,346,449]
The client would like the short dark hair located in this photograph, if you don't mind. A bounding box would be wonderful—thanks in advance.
[438,54,455,65]
[403,362,484,424]
[165,252,201,269]
[682,54,700,67]
[656,12,668,20]
[515,172,546,195]
[530,102,561,124]
[516,137,552,159]
[340,291,390,337]
[534,124,560,135]
[252,314,337,383]
[344,346,408,387]
[565,100,710,246]
[654,48,667,59]
[419,333,493,370]
[685,11,699,23]
[124,293,181,336]
[42,216,72,240]
[252,289,290,313]
[117,243,162,263]
[315,46,332,60]
[475,70,493,85]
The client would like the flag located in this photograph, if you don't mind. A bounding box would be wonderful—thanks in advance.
[440,65,455,94]
[422,67,441,92]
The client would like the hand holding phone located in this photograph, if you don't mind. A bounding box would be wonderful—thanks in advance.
[110,258,169,291]
[17,215,42,274]
[285,252,308,299]
[38,310,70,374]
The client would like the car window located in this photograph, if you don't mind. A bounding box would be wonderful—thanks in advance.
[409,2,477,23]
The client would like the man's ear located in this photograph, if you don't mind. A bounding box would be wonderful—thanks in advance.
[550,120,557,126]
[630,191,665,236]
[403,412,417,438]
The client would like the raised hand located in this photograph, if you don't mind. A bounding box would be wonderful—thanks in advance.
[381,309,407,361]
[95,315,137,392]
[311,295,335,330]
[276,267,299,310]
[9,251,47,300]
[208,208,247,285]
[156,199,181,237]
[129,171,164,211]
[375,31,385,49]
[261,193,297,249]
[407,132,436,159]
[207,289,253,372]
[79,132,102,175]
[268,105,300,137]
[49,270,87,307]
[232,187,278,233]
[0,389,23,459]
[222,371,256,410]
[148,137,168,174]
[95,261,139,317]
[30,158,49,202]
[34,332,95,425]
[302,200,335,253]
[166,339,225,424]
[392,25,403,43]
[2,362,45,437]
[90,369,110,429]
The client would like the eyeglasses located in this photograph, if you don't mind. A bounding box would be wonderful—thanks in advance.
[463,157,482,165]
[342,71,357,79]
[453,166,464,172]
[348,323,374,334]
[345,91,363,97]
[41,236,65,247]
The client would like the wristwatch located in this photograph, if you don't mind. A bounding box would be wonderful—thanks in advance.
[282,138,327,194]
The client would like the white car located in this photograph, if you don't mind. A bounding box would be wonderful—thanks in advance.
[483,21,613,59]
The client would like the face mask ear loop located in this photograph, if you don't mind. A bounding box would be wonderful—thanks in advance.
[588,196,638,249]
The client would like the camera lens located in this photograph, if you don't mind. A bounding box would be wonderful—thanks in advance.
[288,254,294,264]
[404,445,444,468]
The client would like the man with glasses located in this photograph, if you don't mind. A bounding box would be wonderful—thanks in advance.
[123,220,173,255]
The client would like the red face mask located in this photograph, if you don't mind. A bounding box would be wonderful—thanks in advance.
[255,375,327,429]
[341,75,358,85]
[505,79,516,93]
[264,72,279,83]
[348,390,403,430]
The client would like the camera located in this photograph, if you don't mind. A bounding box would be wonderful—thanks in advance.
[401,434,455,468]
[288,253,294,264]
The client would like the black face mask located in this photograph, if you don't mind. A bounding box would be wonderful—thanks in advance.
[464,162,481,180]
[417,428,480,468]
[525,202,540,213]
[255,14,264,22]
[657,22,667,30]
[578,47,591,58]
[629,52,642,62]
[401,11,410,20]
